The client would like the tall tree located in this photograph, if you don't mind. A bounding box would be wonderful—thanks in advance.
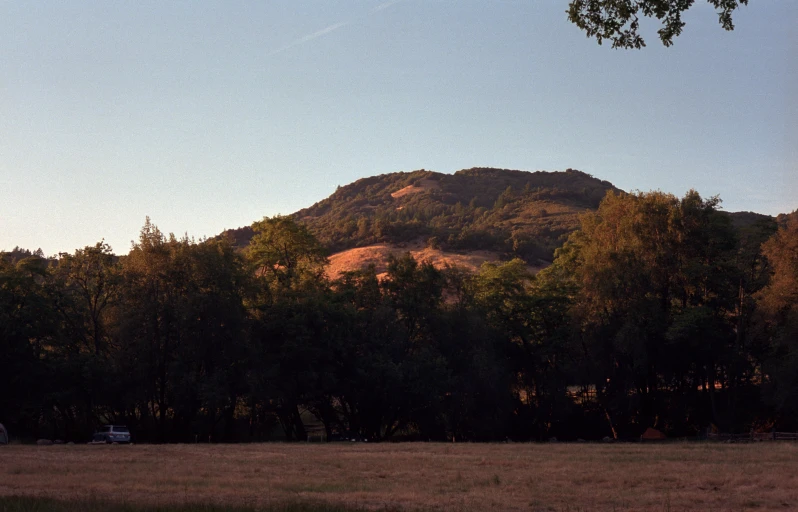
[51,242,120,356]
[552,190,739,436]
[47,242,121,436]
[246,216,331,441]
[116,219,251,442]
[0,255,55,437]
[757,215,798,426]
[248,215,328,290]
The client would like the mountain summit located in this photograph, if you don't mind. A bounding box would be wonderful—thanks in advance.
[223,168,619,275]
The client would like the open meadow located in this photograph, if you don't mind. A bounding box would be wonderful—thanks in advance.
[2,442,798,511]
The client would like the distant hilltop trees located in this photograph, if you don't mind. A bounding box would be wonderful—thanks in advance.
[2,246,46,263]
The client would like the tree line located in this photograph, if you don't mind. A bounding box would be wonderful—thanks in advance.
[1,190,796,443]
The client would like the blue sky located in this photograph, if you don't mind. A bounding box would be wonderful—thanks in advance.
[1,0,796,256]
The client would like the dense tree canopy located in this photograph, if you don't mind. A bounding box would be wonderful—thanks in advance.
[1,196,795,443]
[757,216,798,424]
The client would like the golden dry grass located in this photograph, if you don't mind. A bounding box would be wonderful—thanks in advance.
[2,442,797,511]
[326,242,545,280]
[326,243,501,279]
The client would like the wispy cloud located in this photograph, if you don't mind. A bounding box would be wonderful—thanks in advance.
[267,21,350,56]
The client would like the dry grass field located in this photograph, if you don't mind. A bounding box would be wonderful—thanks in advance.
[325,241,546,280]
[2,442,797,511]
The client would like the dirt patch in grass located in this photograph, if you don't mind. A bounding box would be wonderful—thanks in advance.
[1,443,796,511]
[390,180,440,199]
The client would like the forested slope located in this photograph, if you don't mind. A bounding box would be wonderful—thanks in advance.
[222,167,619,265]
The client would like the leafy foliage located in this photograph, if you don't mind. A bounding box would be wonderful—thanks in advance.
[567,0,750,49]
[1,200,796,442]
[758,214,798,424]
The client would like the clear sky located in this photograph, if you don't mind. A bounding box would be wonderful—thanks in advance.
[2,1,796,256]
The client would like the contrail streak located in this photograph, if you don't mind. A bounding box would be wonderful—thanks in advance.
[267,1,404,57]
[268,21,350,56]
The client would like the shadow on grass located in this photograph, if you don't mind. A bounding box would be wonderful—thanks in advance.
[0,497,384,512]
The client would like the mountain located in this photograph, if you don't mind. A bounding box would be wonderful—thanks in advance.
[223,168,619,271]
[8,168,790,278]
[219,168,788,278]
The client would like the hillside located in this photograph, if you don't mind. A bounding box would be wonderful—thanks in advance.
[326,240,547,280]
[219,168,788,278]
[223,168,619,267]
[4,170,790,281]
[726,210,775,230]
